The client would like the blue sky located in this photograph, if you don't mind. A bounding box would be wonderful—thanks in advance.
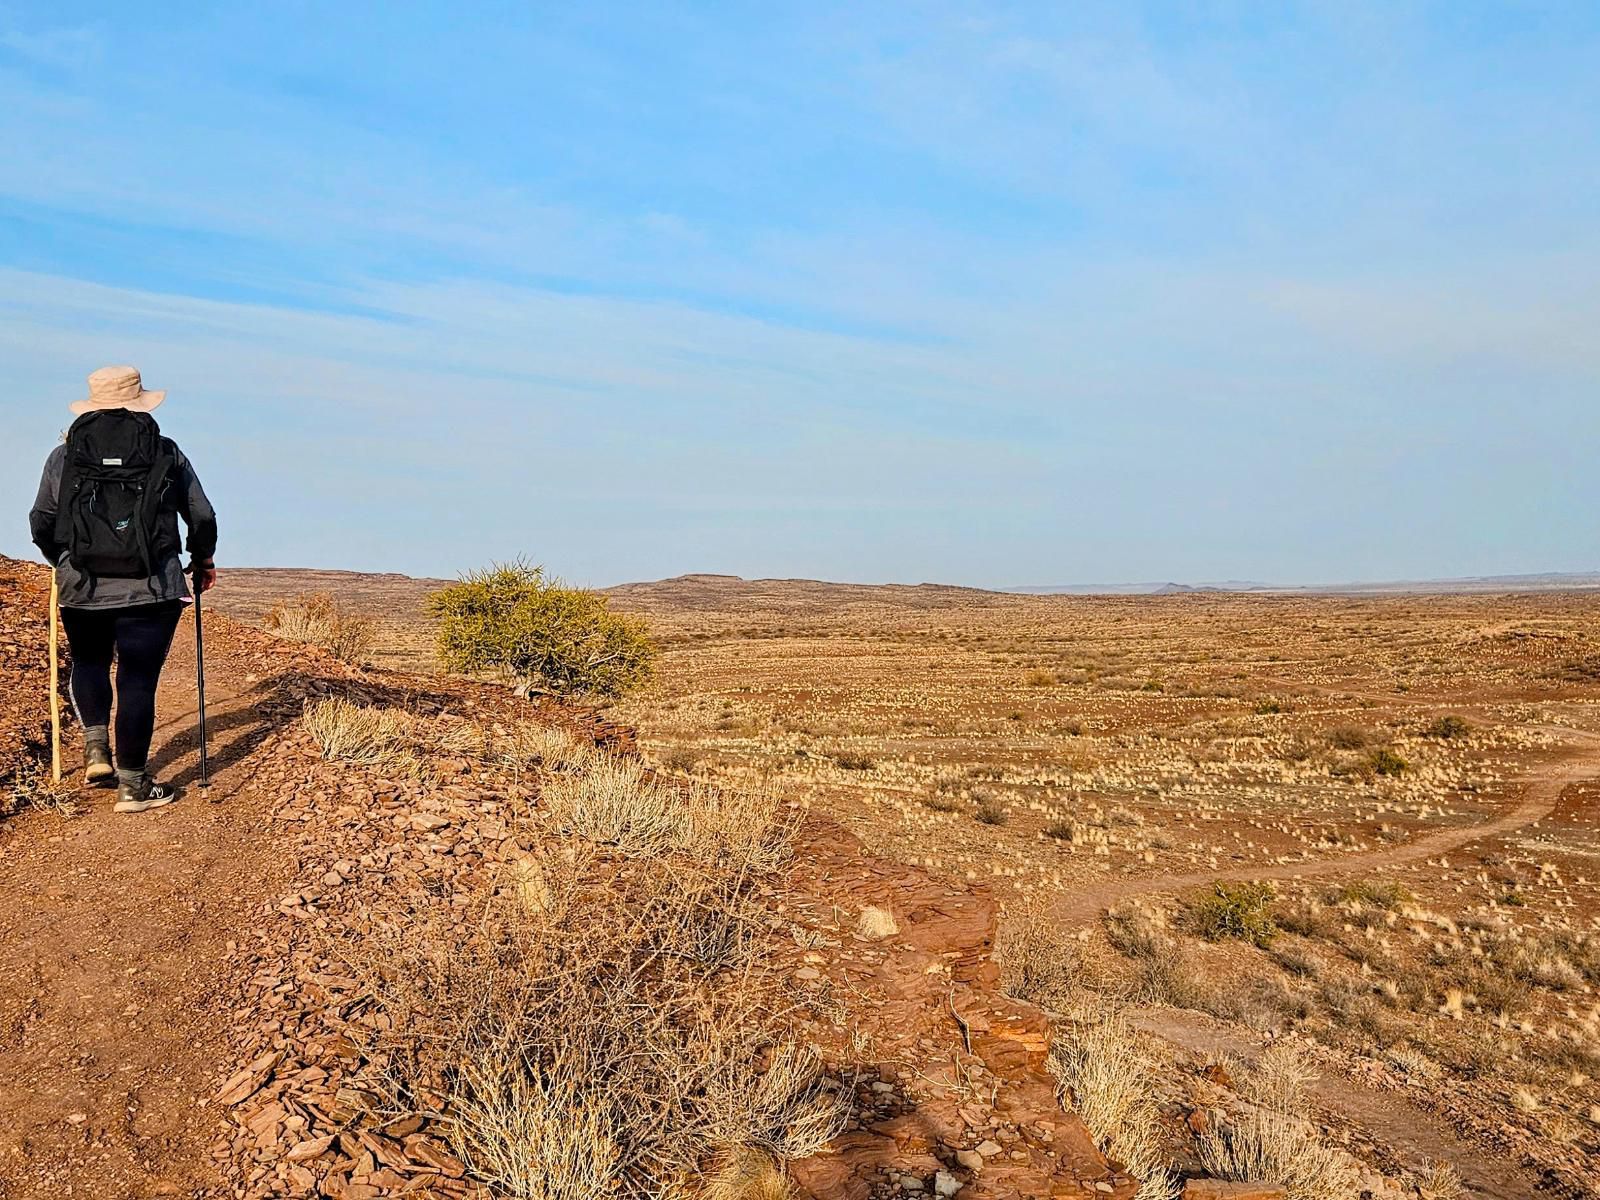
[2,2,1596,587]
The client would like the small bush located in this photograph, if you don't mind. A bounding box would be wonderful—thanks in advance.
[974,795,1009,825]
[831,752,874,771]
[1325,726,1372,751]
[1424,715,1471,740]
[1024,668,1058,687]
[657,745,702,775]
[428,562,655,699]
[1334,880,1410,910]
[1188,881,1278,947]
[361,853,844,1199]
[1368,748,1408,777]
[997,912,1077,1005]
[265,592,376,664]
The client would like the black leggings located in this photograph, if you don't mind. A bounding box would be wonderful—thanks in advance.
[60,602,183,772]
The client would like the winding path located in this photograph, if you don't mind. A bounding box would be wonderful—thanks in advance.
[1052,723,1600,926]
[0,619,291,1200]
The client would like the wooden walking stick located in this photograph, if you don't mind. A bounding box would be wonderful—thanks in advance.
[49,571,62,784]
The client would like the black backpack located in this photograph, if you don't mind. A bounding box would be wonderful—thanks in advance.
[54,410,178,581]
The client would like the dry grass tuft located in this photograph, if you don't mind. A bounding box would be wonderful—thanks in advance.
[856,905,898,940]
[485,722,593,781]
[540,757,794,871]
[301,697,419,772]
[1238,1041,1319,1113]
[697,1146,793,1200]
[1419,1159,1463,1200]
[265,592,375,664]
[3,758,82,819]
[1197,1108,1359,1200]
[1051,1010,1178,1200]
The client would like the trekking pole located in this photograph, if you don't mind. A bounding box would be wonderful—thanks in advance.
[192,565,209,788]
[48,571,62,785]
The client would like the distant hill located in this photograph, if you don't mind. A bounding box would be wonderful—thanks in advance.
[1008,581,1270,595]
[214,567,1600,632]
[1011,573,1600,596]
[210,567,452,626]
[603,573,1026,614]
[1279,571,1600,595]
[214,568,1030,625]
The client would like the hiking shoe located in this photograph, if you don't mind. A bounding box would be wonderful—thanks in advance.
[84,743,115,788]
[114,776,178,814]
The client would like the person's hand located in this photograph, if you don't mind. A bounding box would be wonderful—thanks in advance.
[192,560,217,593]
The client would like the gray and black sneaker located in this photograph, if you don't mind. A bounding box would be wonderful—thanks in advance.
[84,742,115,788]
[114,775,179,814]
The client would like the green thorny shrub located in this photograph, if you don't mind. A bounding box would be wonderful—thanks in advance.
[428,562,657,699]
[1188,881,1279,947]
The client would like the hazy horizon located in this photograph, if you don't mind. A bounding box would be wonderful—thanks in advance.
[4,3,1597,588]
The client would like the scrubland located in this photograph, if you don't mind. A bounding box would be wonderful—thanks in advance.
[215,573,1600,1198]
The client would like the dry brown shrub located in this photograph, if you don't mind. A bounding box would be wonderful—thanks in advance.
[1324,725,1373,751]
[266,591,375,664]
[3,758,81,819]
[1105,909,1200,1008]
[973,794,1009,825]
[355,844,845,1199]
[997,912,1077,1006]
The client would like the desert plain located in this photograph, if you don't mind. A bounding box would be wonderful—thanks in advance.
[203,568,1600,1200]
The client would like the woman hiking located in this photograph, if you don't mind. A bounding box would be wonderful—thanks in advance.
[27,366,218,813]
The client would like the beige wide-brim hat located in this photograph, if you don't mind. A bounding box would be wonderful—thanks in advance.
[69,365,166,416]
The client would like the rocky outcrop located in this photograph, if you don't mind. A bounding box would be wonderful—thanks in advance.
[779,826,1135,1200]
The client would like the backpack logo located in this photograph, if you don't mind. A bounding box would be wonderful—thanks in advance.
[102,457,123,465]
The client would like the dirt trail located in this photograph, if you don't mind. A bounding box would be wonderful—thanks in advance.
[0,614,293,1200]
[1126,1008,1539,1200]
[1052,725,1600,926]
